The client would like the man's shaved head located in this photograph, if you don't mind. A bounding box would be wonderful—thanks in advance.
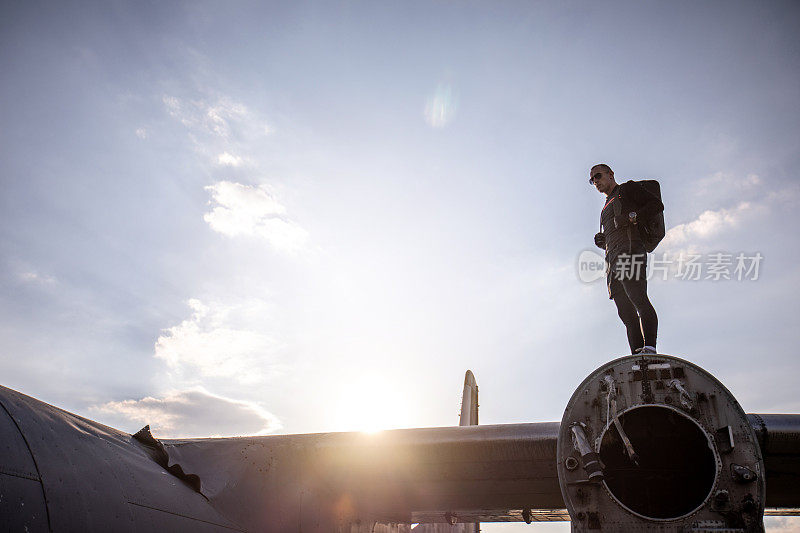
[591,163,613,175]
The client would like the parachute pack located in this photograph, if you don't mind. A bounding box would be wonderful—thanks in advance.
[603,179,665,253]
[626,179,665,253]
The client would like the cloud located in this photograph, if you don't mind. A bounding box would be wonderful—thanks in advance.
[217,152,243,167]
[204,181,308,252]
[660,202,753,251]
[765,181,800,206]
[18,271,56,285]
[660,172,798,256]
[424,83,458,128]
[162,94,268,142]
[685,171,764,214]
[161,94,305,253]
[695,171,761,195]
[91,388,281,438]
[207,99,249,137]
[135,128,147,140]
[154,299,281,385]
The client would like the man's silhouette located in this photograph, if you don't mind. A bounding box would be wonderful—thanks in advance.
[591,163,664,354]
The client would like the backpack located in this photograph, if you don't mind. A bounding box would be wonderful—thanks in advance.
[601,180,665,253]
[626,180,665,253]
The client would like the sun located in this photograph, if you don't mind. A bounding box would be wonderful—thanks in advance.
[330,374,413,433]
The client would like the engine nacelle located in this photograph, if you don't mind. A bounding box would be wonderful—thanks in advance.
[557,355,765,532]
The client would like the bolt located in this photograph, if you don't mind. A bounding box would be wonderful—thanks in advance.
[714,490,730,507]
[742,494,757,513]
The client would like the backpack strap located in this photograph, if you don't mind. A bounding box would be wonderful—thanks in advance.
[614,185,634,252]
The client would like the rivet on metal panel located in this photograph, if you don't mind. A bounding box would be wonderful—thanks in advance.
[587,511,601,529]
[742,493,757,513]
[565,456,579,471]
[713,489,730,510]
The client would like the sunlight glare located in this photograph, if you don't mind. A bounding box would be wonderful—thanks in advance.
[331,373,411,433]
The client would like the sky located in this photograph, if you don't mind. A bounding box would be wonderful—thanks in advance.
[1,1,799,531]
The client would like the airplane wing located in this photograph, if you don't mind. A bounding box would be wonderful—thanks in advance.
[2,355,799,532]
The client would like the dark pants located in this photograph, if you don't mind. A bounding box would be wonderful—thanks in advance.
[608,256,658,354]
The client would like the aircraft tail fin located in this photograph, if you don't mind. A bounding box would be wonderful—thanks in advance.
[459,370,478,427]
[412,372,481,533]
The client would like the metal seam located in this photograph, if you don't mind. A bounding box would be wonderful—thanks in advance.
[126,500,247,531]
[0,396,53,532]
[0,466,40,481]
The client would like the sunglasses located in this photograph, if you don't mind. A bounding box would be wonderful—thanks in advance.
[589,172,604,184]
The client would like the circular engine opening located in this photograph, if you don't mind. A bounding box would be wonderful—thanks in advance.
[599,405,716,520]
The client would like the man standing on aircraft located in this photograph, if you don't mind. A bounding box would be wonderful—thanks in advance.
[591,163,664,354]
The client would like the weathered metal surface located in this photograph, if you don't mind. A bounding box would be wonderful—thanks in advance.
[0,473,49,532]
[0,385,246,532]
[558,355,767,532]
[162,421,562,531]
[1,367,799,531]
[749,414,800,509]
[0,396,49,531]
